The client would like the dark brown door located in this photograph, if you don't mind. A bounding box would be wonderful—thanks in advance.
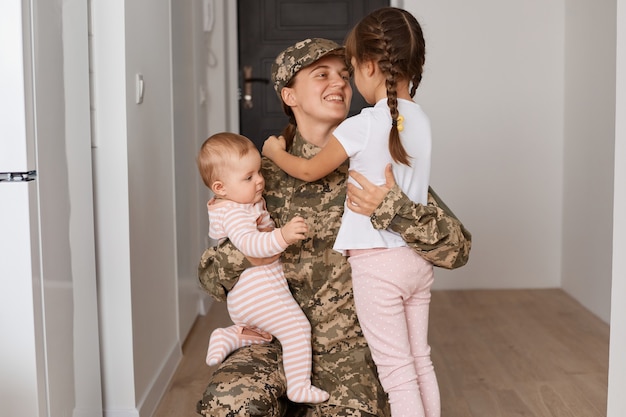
[237,0,389,150]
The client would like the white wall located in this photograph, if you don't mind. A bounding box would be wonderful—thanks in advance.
[171,0,212,340]
[402,1,566,290]
[28,1,77,413]
[208,0,240,135]
[61,0,104,415]
[91,0,183,415]
[608,0,626,414]
[400,0,616,324]
[91,0,137,414]
[125,0,180,414]
[562,0,616,323]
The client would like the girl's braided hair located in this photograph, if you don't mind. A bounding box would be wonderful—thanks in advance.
[345,7,426,166]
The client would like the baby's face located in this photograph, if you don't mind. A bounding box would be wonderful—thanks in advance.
[219,151,265,205]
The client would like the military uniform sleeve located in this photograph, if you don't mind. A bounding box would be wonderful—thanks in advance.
[370,184,472,269]
[198,239,252,301]
[370,184,444,243]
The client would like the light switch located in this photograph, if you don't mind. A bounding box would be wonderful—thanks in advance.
[136,73,144,104]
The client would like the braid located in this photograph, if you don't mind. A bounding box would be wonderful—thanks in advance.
[346,7,426,167]
[382,43,410,166]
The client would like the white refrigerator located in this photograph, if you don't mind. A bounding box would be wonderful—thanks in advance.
[0,0,102,415]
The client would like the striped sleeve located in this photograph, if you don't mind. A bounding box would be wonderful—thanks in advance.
[219,205,288,258]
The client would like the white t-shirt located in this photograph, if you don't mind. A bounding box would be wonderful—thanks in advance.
[332,98,432,253]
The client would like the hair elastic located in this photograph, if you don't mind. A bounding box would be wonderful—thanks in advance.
[393,115,405,132]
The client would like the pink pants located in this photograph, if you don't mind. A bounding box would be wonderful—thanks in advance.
[348,246,440,417]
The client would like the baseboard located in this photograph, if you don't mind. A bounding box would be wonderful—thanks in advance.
[198,292,214,316]
[76,406,124,417]
[102,408,140,417]
[136,341,183,417]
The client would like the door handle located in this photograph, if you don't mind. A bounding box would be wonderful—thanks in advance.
[242,66,269,109]
[0,170,37,182]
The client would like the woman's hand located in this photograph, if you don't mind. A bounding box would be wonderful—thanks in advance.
[346,164,396,216]
[262,135,286,160]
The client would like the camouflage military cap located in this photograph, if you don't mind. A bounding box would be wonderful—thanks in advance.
[271,38,345,97]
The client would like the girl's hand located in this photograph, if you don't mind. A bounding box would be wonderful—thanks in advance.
[280,216,308,244]
[346,164,396,216]
[262,135,286,160]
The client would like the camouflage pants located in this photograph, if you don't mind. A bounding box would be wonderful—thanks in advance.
[196,342,378,417]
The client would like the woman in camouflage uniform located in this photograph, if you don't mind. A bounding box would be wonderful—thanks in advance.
[197,38,465,417]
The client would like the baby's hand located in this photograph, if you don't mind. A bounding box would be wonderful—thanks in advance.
[280,216,308,245]
[262,135,286,160]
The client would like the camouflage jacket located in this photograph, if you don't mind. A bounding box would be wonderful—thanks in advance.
[198,131,470,415]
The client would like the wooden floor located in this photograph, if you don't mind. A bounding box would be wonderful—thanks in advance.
[153,289,609,417]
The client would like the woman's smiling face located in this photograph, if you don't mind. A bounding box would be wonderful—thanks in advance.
[285,55,353,125]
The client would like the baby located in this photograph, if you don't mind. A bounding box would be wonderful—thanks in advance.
[196,132,329,404]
